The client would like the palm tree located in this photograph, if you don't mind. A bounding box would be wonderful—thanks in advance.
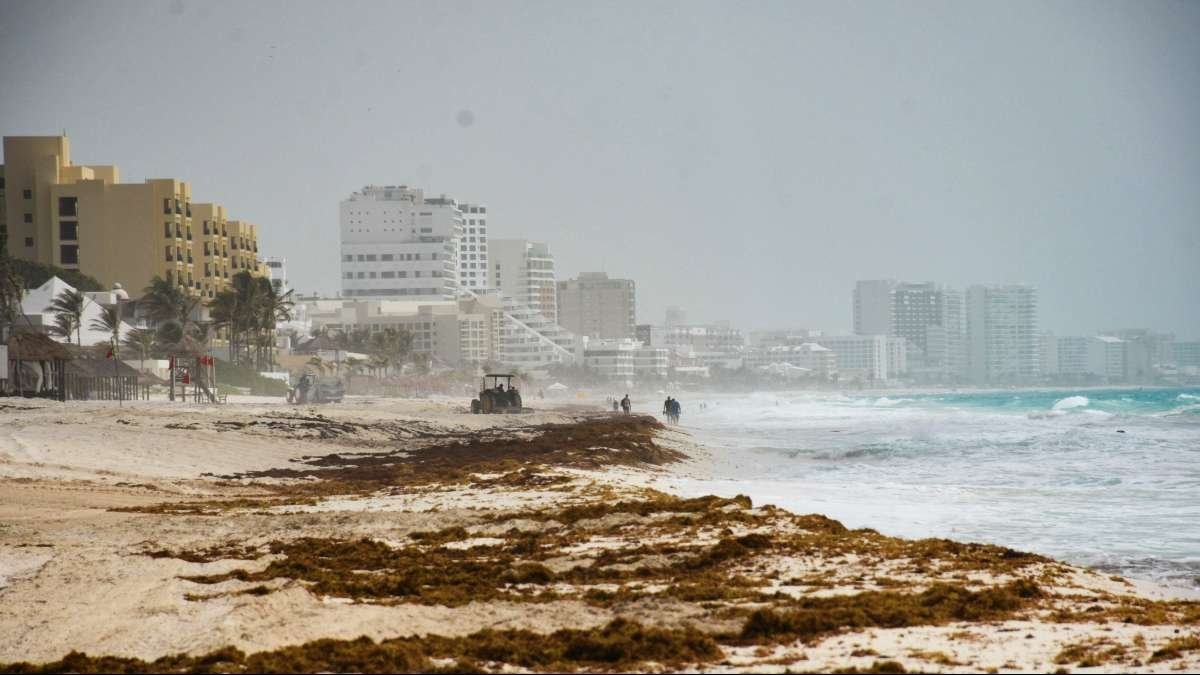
[143,275,201,351]
[0,255,25,342]
[46,288,85,345]
[260,282,293,369]
[90,304,122,348]
[122,327,157,373]
[368,327,413,376]
[49,312,77,343]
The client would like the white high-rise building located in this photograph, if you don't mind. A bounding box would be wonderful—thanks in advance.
[488,239,558,323]
[263,256,288,295]
[339,186,461,300]
[853,280,895,336]
[966,284,1039,384]
[455,202,489,293]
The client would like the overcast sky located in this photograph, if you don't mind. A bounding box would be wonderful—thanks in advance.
[2,0,1197,336]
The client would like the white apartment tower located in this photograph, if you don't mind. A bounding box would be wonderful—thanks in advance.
[966,284,1039,384]
[488,238,558,322]
[339,186,461,300]
[455,202,489,292]
[263,256,288,295]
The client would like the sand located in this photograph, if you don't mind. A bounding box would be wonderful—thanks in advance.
[0,396,1197,673]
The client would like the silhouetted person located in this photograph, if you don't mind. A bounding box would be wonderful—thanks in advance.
[621,394,631,414]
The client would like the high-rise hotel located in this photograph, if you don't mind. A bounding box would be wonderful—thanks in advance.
[339,185,491,300]
[0,135,264,299]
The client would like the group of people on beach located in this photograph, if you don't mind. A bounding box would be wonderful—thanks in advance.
[662,396,682,424]
[607,395,632,414]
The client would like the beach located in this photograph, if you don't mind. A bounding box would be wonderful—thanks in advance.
[1,396,1198,673]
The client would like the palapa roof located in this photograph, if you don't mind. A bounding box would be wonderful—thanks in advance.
[65,358,142,378]
[3,331,73,361]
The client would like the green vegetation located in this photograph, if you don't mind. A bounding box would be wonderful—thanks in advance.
[214,359,288,396]
[8,256,103,292]
[208,271,292,370]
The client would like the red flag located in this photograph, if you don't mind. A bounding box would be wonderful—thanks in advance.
[106,349,114,360]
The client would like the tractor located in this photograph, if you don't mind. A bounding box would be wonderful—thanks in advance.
[471,373,524,413]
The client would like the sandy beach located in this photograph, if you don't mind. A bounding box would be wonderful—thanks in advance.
[1,396,1198,673]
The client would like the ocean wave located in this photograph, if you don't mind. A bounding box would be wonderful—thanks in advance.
[1162,403,1200,418]
[1178,393,1200,402]
[874,397,914,407]
[1052,395,1090,411]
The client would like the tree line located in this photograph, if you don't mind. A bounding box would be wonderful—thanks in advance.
[1,256,417,377]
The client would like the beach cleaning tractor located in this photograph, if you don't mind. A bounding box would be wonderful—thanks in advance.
[471,373,525,413]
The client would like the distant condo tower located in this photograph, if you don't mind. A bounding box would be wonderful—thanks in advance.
[966,284,1039,384]
[557,272,636,340]
[853,280,895,336]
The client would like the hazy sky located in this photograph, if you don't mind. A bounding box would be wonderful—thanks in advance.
[2,0,1197,336]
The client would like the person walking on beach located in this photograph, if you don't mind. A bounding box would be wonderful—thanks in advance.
[663,396,673,422]
[612,398,619,412]
[670,397,681,423]
[621,394,631,415]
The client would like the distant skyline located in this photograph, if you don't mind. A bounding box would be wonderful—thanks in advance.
[2,0,1197,336]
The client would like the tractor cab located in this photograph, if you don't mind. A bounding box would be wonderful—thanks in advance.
[471,373,524,413]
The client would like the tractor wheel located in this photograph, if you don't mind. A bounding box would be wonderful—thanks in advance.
[510,392,523,410]
[480,391,495,414]
[471,399,481,414]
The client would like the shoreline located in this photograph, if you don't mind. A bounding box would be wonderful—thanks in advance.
[1,397,1198,672]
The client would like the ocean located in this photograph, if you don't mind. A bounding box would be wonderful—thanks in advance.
[654,387,1200,590]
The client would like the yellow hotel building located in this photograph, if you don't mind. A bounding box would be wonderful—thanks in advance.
[1,135,264,299]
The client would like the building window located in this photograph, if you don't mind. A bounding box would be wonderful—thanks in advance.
[23,189,32,199]
[58,197,78,217]
[368,272,377,278]
[60,245,78,265]
[381,271,395,278]
[23,213,32,223]
[431,253,438,260]
[357,254,365,261]
[414,271,422,278]
[357,272,365,279]
[22,236,32,247]
[344,272,353,279]
[59,221,78,241]
[381,254,394,261]
[343,254,352,262]
[365,254,377,261]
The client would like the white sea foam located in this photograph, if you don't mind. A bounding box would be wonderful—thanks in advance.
[665,389,1200,590]
[1052,395,1090,410]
